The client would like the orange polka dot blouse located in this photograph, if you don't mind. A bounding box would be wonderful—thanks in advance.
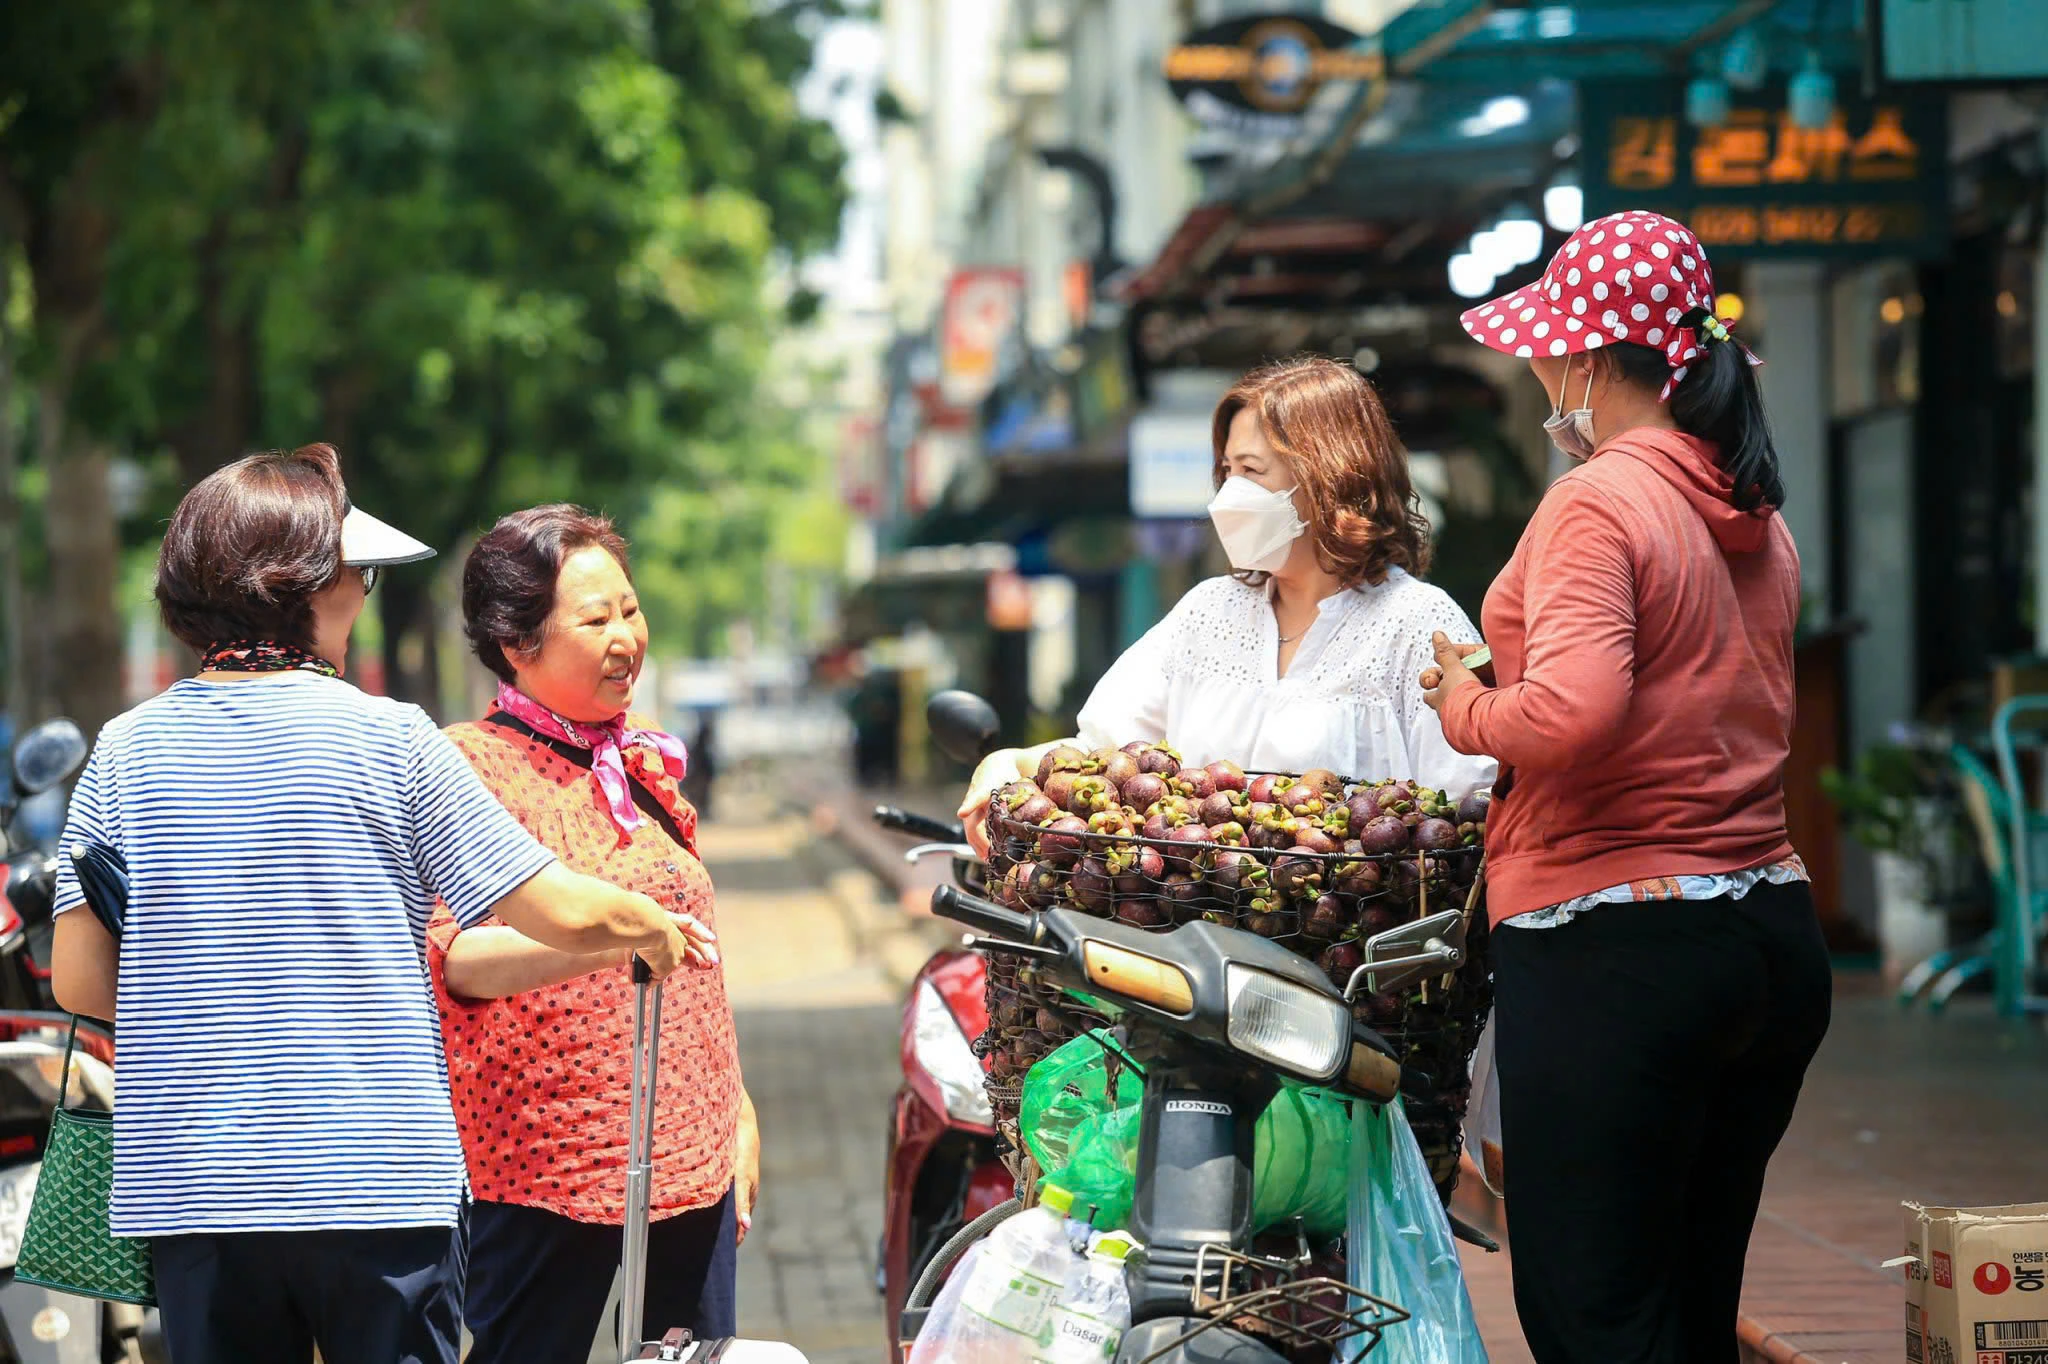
[425,714,740,1224]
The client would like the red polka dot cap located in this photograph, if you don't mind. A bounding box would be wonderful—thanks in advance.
[1458,209,1757,401]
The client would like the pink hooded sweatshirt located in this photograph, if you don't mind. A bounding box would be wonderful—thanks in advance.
[1439,427,1801,925]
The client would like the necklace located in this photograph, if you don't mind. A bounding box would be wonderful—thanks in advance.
[1277,629,1302,645]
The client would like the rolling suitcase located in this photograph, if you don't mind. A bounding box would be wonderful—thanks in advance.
[617,960,809,1364]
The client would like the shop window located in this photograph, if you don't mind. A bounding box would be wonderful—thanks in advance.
[1830,261,1921,419]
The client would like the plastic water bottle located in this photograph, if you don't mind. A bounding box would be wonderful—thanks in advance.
[910,1185,1083,1364]
[1034,1231,1139,1363]
[1042,1182,1095,1254]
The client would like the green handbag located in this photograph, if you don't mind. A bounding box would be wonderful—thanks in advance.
[12,1019,154,1306]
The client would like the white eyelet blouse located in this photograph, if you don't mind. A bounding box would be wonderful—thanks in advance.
[1075,570,1497,800]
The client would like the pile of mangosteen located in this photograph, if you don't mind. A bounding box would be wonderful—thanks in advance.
[984,741,1487,1008]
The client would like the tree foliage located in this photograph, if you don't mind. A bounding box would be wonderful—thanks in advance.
[0,0,849,724]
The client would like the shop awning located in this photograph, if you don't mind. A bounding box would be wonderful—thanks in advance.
[1382,0,1863,85]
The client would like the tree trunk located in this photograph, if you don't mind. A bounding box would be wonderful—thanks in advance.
[40,395,125,737]
[170,219,260,489]
[0,261,26,721]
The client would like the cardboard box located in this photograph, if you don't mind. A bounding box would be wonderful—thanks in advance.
[1904,1202,2048,1364]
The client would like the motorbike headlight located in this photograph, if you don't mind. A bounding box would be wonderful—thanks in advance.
[912,980,994,1127]
[1224,964,1350,1081]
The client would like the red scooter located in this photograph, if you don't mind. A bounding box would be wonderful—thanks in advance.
[870,802,1010,1358]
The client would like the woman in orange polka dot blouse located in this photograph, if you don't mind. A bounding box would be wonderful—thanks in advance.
[424,505,757,1363]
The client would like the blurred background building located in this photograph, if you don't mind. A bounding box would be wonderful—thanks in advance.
[826,0,2048,959]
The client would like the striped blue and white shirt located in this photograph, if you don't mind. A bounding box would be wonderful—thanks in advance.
[51,674,557,1237]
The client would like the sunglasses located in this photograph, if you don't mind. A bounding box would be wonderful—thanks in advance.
[357,565,381,594]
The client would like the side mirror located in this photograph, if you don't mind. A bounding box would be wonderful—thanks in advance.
[12,719,87,798]
[1345,908,1470,1000]
[926,690,1001,766]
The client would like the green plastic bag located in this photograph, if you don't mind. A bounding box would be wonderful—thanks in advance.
[1023,1036,1351,1238]
[1021,1032,1142,1175]
[1252,1084,1353,1240]
[1046,1105,1141,1230]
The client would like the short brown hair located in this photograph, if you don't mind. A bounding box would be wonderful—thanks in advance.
[463,505,632,684]
[156,443,347,652]
[1211,356,1433,587]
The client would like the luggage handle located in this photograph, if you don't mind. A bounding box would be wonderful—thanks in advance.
[620,956,665,1361]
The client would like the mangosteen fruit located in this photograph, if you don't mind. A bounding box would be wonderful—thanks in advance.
[1207,847,1261,896]
[1318,940,1364,990]
[1096,749,1140,790]
[1333,860,1384,899]
[1246,910,1292,939]
[1303,894,1349,940]
[1198,791,1241,828]
[1035,1007,1063,1034]
[1292,826,1337,856]
[1359,906,1400,936]
[1457,791,1492,827]
[1042,769,1082,810]
[1206,760,1249,794]
[1036,745,1088,785]
[1357,815,1410,856]
[1279,783,1325,817]
[1345,793,1380,829]
[1165,821,1217,870]
[1207,820,1247,847]
[1412,817,1459,851]
[1120,772,1170,812]
[1036,814,1090,866]
[1065,775,1117,817]
[1089,808,1136,839]
[1136,746,1181,778]
[1271,848,1325,897]
[1070,856,1114,914]
[1171,766,1217,801]
[1116,899,1169,929]
[1247,773,1287,805]
[1298,768,1344,798]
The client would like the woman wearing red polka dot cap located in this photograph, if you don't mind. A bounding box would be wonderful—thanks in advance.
[1422,210,1831,1360]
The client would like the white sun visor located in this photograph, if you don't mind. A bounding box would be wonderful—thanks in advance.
[340,503,436,566]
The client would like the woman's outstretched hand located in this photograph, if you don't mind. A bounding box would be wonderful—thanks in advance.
[1421,632,1491,713]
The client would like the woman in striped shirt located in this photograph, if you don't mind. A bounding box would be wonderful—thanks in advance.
[48,445,714,1364]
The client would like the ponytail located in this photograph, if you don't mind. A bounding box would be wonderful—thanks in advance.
[1606,329,1785,511]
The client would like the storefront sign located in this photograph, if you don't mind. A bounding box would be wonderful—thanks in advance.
[1877,0,2048,83]
[1165,14,1382,139]
[1580,81,1947,259]
[939,268,1024,408]
[1129,411,1218,519]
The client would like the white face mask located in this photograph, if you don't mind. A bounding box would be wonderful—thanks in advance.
[1207,475,1306,573]
[1542,361,1599,461]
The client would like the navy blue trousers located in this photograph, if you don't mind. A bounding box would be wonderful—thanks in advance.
[462,1188,737,1364]
[151,1224,465,1364]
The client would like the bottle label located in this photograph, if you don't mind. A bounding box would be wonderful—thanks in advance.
[960,1255,1060,1339]
[1037,1305,1120,1362]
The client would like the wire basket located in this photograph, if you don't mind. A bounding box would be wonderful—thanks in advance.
[1125,1241,1408,1363]
[976,758,1495,1197]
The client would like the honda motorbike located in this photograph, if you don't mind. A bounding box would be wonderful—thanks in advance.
[870,803,1011,1346]
[890,693,1478,1363]
[0,720,164,1364]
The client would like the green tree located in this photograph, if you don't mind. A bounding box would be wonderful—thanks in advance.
[1,0,848,727]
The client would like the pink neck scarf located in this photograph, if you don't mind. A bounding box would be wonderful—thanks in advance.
[494,682,688,834]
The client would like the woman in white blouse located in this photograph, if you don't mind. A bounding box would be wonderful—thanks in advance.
[960,355,1494,854]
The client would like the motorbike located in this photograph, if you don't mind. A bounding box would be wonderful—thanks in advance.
[870,802,1011,1345]
[0,719,163,1364]
[893,693,1476,1363]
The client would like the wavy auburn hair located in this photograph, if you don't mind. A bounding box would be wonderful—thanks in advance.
[1210,356,1432,587]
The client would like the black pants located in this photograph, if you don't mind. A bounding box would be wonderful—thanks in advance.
[1492,879,1832,1363]
[151,1224,465,1364]
[461,1189,737,1364]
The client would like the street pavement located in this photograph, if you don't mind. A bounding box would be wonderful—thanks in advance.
[702,814,946,1364]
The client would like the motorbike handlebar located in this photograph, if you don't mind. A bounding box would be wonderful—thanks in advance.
[872,805,966,844]
[929,883,1035,942]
